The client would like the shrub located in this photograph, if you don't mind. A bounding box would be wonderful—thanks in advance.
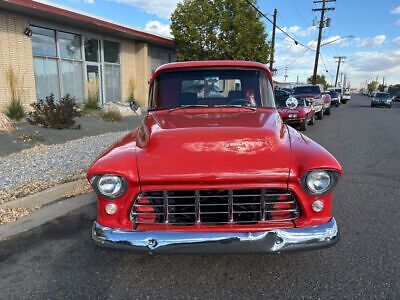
[101,110,122,122]
[27,94,81,129]
[127,77,135,102]
[5,66,25,121]
[85,78,100,110]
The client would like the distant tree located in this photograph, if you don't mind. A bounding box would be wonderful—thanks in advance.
[377,84,385,92]
[307,74,328,89]
[367,81,379,93]
[170,0,270,63]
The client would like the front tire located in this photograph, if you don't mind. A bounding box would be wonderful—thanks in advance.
[308,114,315,125]
[342,99,347,104]
[371,103,374,107]
[300,119,307,131]
[317,109,323,120]
[325,107,331,115]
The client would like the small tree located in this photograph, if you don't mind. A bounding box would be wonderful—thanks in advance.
[127,77,135,102]
[5,66,25,121]
[367,81,379,94]
[307,74,329,90]
[85,77,100,109]
[171,0,270,63]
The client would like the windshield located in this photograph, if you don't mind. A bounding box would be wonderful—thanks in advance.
[150,69,275,109]
[293,86,321,95]
[329,91,339,97]
[375,93,390,98]
[278,98,305,107]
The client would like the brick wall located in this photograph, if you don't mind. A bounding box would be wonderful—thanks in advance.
[0,11,36,111]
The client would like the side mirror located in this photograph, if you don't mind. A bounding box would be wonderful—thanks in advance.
[129,100,140,111]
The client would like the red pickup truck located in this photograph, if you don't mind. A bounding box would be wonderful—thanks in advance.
[89,61,341,254]
[292,85,332,119]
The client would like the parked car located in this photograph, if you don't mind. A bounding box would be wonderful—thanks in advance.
[89,60,342,254]
[342,91,351,103]
[277,96,315,131]
[328,90,340,107]
[292,85,331,119]
[371,92,393,108]
[274,88,290,104]
[329,87,343,103]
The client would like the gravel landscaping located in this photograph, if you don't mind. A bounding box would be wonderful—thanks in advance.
[0,131,129,204]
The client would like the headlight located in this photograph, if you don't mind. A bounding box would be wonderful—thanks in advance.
[288,113,297,118]
[302,170,339,196]
[91,174,127,199]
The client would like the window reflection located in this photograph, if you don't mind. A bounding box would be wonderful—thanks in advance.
[58,32,82,60]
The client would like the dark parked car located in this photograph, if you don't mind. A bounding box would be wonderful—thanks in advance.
[328,90,340,107]
[371,92,393,108]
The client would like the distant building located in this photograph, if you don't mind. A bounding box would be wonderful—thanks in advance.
[0,0,176,110]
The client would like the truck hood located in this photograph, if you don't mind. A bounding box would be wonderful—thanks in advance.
[135,108,291,186]
[292,93,320,99]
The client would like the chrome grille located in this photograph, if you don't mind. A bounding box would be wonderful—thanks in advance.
[131,188,300,225]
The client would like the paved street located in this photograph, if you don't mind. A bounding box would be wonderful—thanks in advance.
[1,94,399,299]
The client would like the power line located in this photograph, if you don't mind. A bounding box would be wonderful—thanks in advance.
[288,0,310,27]
[275,48,311,70]
[244,0,315,51]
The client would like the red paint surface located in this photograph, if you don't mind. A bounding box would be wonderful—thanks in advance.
[87,61,342,232]
[277,106,314,125]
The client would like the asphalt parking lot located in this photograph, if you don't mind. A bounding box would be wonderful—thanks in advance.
[0,94,399,299]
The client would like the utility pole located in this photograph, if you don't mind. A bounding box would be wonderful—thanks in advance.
[269,8,277,73]
[334,56,346,87]
[283,66,288,82]
[312,0,335,85]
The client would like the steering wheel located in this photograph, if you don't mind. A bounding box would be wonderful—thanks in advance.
[228,98,250,106]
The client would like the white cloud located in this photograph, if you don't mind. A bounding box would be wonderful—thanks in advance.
[396,19,400,26]
[390,6,400,14]
[276,25,317,38]
[307,35,342,49]
[355,35,386,47]
[393,37,400,45]
[83,0,95,4]
[144,20,171,37]
[110,0,180,18]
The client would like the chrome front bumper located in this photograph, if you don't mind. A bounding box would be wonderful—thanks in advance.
[92,218,339,254]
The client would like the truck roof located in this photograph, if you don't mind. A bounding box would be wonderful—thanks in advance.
[151,60,273,83]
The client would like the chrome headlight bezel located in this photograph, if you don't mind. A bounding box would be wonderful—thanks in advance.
[90,174,128,199]
[301,170,339,196]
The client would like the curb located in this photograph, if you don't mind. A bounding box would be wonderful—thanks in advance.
[0,192,96,241]
[0,180,82,210]
[0,180,97,241]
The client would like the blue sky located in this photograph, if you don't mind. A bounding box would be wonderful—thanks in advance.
[39,0,400,88]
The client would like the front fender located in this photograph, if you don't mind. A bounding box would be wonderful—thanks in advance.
[87,130,140,230]
[287,126,342,227]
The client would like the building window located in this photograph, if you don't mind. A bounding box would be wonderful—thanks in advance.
[58,32,82,60]
[104,40,120,63]
[31,26,122,104]
[150,48,176,73]
[84,38,99,62]
[104,64,120,102]
[60,60,84,100]
[32,27,57,57]
[33,57,60,100]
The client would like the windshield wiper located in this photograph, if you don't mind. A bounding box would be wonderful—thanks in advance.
[213,104,257,111]
[168,105,209,112]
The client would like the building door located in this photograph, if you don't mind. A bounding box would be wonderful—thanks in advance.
[86,64,102,106]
